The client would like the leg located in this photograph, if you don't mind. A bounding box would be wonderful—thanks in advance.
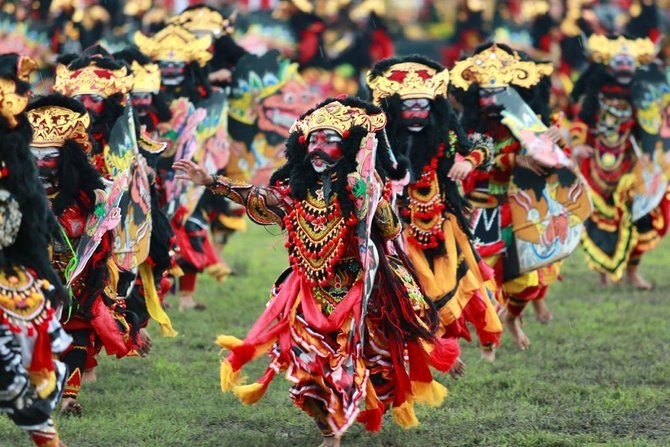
[625,256,653,290]
[531,298,553,324]
[449,357,466,379]
[480,343,496,363]
[178,271,207,311]
[60,330,89,415]
[503,298,531,350]
[304,398,341,447]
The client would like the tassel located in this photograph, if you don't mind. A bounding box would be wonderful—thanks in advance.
[233,382,265,405]
[139,263,177,337]
[204,263,232,282]
[357,407,384,432]
[215,335,244,349]
[427,337,460,373]
[219,360,241,392]
[233,365,276,404]
[411,380,448,407]
[392,400,419,429]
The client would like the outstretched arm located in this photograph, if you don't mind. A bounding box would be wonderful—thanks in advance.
[173,160,288,226]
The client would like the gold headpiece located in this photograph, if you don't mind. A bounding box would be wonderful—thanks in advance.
[170,7,235,38]
[134,25,213,67]
[587,34,656,66]
[27,105,92,153]
[54,63,134,98]
[367,62,449,104]
[450,44,553,90]
[289,100,387,137]
[130,61,161,94]
[124,0,152,17]
[0,56,36,128]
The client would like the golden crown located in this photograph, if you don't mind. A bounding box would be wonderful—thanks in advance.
[587,34,656,66]
[130,61,161,94]
[0,56,36,128]
[170,7,235,38]
[290,100,387,138]
[54,63,134,98]
[367,62,449,104]
[450,44,553,90]
[27,105,92,153]
[134,25,213,67]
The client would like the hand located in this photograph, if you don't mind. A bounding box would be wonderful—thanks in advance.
[571,144,594,162]
[517,155,547,175]
[544,126,564,144]
[208,68,232,83]
[173,160,214,186]
[448,160,474,181]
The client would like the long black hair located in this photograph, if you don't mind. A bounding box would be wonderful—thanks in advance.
[0,55,66,303]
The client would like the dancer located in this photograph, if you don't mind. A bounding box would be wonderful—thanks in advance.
[570,34,667,290]
[452,43,590,349]
[0,53,70,446]
[367,55,502,364]
[27,94,135,415]
[175,97,458,447]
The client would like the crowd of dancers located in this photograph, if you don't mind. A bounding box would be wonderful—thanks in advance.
[2,1,670,446]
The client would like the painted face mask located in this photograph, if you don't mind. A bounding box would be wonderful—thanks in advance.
[158,61,186,86]
[131,92,153,117]
[73,93,105,116]
[401,98,431,132]
[306,129,343,173]
[31,147,60,197]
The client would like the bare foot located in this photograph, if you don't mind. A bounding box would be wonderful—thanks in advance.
[179,295,207,311]
[137,328,153,357]
[532,298,553,324]
[449,357,466,379]
[599,272,612,286]
[318,436,341,447]
[82,368,96,384]
[504,312,530,350]
[480,346,496,363]
[626,270,653,290]
[60,398,82,417]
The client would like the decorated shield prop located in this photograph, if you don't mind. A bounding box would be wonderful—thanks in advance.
[107,104,152,270]
[494,88,573,169]
[629,67,670,221]
[494,88,591,273]
[67,183,125,286]
[158,98,206,218]
[508,168,592,274]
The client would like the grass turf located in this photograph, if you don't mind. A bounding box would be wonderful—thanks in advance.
[1,223,669,447]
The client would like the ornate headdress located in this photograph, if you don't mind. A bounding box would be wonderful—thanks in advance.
[0,55,36,128]
[367,62,449,104]
[27,105,92,153]
[54,63,134,98]
[170,6,235,38]
[289,100,386,137]
[586,34,656,66]
[130,60,161,94]
[134,25,213,67]
[450,44,553,90]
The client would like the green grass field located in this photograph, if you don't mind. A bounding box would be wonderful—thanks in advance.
[2,223,669,447]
